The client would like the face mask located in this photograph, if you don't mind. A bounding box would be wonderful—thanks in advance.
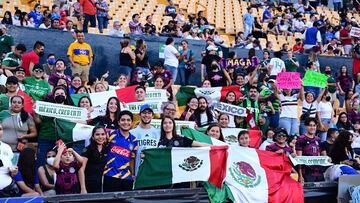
[325,96,331,102]
[38,51,44,57]
[325,70,331,75]
[47,58,56,65]
[267,138,273,142]
[55,95,66,103]
[137,73,143,79]
[46,157,55,166]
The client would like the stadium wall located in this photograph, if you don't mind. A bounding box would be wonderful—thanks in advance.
[8,26,354,85]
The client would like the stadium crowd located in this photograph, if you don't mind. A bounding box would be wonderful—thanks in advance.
[0,0,359,199]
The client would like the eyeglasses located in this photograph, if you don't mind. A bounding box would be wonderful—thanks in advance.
[34,70,43,73]
[165,108,176,112]
[277,134,287,137]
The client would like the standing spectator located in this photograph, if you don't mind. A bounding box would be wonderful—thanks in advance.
[163,37,180,84]
[109,21,124,37]
[178,40,195,86]
[165,0,177,19]
[303,21,322,52]
[67,30,93,84]
[240,86,260,128]
[278,89,301,135]
[317,13,327,43]
[347,101,360,124]
[268,51,285,79]
[284,50,300,72]
[96,0,109,33]
[333,0,342,11]
[1,43,26,74]
[353,39,360,76]
[266,128,295,156]
[144,15,157,35]
[0,76,19,111]
[39,18,51,29]
[22,41,45,76]
[82,127,107,193]
[340,23,353,56]
[0,25,14,58]
[48,59,72,87]
[103,111,138,192]
[0,95,37,151]
[119,38,136,81]
[50,5,61,20]
[88,97,120,129]
[130,104,160,175]
[23,64,51,101]
[320,128,338,156]
[129,14,143,34]
[28,4,43,27]
[38,149,56,196]
[200,46,221,81]
[80,0,96,33]
[1,11,13,25]
[337,65,355,108]
[243,7,254,38]
[135,39,150,76]
[296,118,324,183]
[317,91,334,141]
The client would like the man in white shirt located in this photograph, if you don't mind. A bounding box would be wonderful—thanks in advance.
[163,37,180,84]
[130,104,160,175]
[305,14,316,29]
[108,21,125,37]
[269,51,285,78]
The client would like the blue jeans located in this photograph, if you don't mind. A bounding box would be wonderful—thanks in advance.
[97,16,108,33]
[279,117,299,135]
[178,66,191,86]
[269,112,280,129]
[337,93,345,108]
[319,118,331,142]
[164,64,178,84]
[83,14,96,33]
[244,24,252,38]
[37,139,56,167]
[299,120,307,135]
[333,2,341,11]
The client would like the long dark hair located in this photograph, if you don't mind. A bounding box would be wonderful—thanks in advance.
[330,130,354,162]
[50,85,74,105]
[160,116,178,141]
[105,97,121,119]
[336,112,353,130]
[194,97,215,127]
[224,91,237,105]
[77,96,92,107]
[206,124,224,141]
[10,95,29,123]
[18,148,36,188]
[184,96,198,111]
[2,11,12,25]
[87,126,107,161]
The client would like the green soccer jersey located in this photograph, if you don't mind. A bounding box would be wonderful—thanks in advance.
[23,77,51,101]
[2,52,21,68]
[0,34,14,55]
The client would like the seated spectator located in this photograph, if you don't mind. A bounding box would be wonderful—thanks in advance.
[292,13,305,32]
[2,43,26,75]
[267,18,280,35]
[175,9,186,26]
[2,11,13,25]
[161,101,177,119]
[196,11,208,26]
[23,64,51,101]
[42,54,56,77]
[12,10,22,26]
[39,18,51,29]
[277,19,290,36]
[330,130,359,169]
[337,112,354,131]
[259,129,275,150]
[28,4,43,27]
[129,14,143,34]
[14,148,42,196]
[51,5,61,20]
[253,17,267,40]
[20,12,34,27]
[180,97,198,121]
[320,128,338,156]
[38,149,56,196]
[293,38,304,53]
[0,95,37,151]
[51,18,62,30]
[164,0,177,19]
[238,130,250,147]
[144,15,157,35]
[161,20,177,37]
[0,76,19,111]
[195,97,217,127]
[109,21,124,37]
[262,6,273,23]
[53,144,85,194]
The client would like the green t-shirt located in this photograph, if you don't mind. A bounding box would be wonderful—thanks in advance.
[2,52,21,68]
[0,34,14,55]
[38,116,56,140]
[284,57,298,72]
[327,76,336,93]
[0,94,9,112]
[23,77,51,101]
[260,87,280,112]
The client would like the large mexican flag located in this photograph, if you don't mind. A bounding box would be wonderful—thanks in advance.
[134,145,228,189]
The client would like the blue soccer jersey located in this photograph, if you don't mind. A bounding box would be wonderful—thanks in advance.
[103,129,138,180]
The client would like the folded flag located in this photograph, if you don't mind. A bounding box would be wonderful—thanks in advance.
[54,119,94,143]
[181,127,227,146]
[221,128,262,148]
[134,146,228,189]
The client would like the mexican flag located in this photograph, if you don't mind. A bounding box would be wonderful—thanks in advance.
[18,89,35,114]
[175,86,242,108]
[54,119,94,143]
[71,85,138,106]
[134,145,228,189]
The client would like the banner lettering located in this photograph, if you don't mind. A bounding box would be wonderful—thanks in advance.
[35,101,87,121]
[302,70,328,88]
[289,156,333,166]
[145,88,168,101]
[213,102,247,117]
[124,101,163,114]
[276,72,301,89]
[350,27,360,38]
[220,58,258,68]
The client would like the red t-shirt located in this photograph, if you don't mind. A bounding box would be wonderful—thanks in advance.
[21,51,39,76]
[340,28,352,45]
[293,44,304,53]
[80,0,96,15]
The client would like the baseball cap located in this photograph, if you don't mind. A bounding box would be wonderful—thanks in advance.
[207,45,218,51]
[140,104,153,114]
[268,79,276,83]
[274,127,288,136]
[33,64,44,71]
[6,76,18,84]
[15,66,25,73]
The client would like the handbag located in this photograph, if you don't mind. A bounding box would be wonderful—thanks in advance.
[0,180,19,197]
[300,103,313,121]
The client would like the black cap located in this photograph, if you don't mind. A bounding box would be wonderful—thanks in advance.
[274,127,288,136]
[33,64,44,71]
[15,66,25,73]
[6,76,18,84]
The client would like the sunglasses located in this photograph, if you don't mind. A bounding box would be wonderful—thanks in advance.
[277,134,287,137]
[34,69,43,73]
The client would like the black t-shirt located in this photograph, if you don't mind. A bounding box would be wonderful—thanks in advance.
[88,116,119,129]
[158,136,193,148]
[135,48,149,68]
[207,70,226,87]
[161,25,176,34]
[119,52,134,67]
[144,23,156,34]
[320,141,333,155]
[81,146,107,182]
[201,54,221,74]
[268,22,275,29]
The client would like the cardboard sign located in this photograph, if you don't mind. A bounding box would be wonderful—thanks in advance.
[350,27,360,38]
[159,44,166,59]
[302,70,328,88]
[276,72,301,89]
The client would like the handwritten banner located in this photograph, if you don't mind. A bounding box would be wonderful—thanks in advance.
[213,102,247,117]
[123,101,163,114]
[220,58,258,68]
[35,101,87,121]
[350,27,360,38]
[145,87,168,101]
[302,70,328,88]
[276,72,301,89]
[151,119,195,134]
[289,156,333,166]
[159,44,166,59]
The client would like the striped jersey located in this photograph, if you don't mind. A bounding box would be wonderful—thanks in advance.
[279,94,299,118]
[103,129,138,180]
[301,100,318,118]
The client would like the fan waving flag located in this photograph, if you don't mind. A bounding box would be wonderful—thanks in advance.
[55,119,94,143]
[134,146,228,189]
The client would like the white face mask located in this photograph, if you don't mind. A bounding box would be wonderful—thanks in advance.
[267,138,273,142]
[46,157,55,166]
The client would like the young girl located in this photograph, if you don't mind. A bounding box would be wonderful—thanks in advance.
[238,130,250,147]
[53,143,85,194]
[38,150,56,196]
